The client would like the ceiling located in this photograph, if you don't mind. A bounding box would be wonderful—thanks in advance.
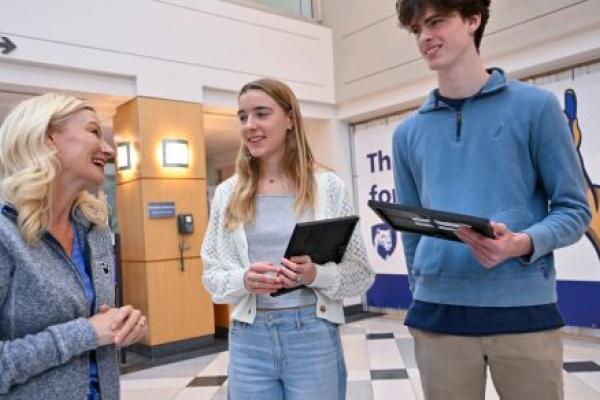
[0,89,128,122]
[0,90,242,160]
[0,90,36,121]
[203,111,242,159]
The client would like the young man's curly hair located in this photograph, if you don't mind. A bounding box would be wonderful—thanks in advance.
[396,0,491,51]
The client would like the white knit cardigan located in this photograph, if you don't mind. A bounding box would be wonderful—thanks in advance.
[201,171,375,324]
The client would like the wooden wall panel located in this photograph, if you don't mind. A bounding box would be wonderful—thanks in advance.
[115,180,145,261]
[141,179,208,262]
[214,304,231,328]
[138,97,206,180]
[145,258,214,345]
[113,99,141,184]
[113,96,214,349]
[122,261,149,343]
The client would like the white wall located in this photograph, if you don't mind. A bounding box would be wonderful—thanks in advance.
[0,0,335,104]
[321,0,600,121]
[305,118,352,191]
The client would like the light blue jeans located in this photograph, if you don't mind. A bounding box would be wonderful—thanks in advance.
[227,305,347,400]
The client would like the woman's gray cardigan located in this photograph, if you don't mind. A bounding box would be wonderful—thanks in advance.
[0,203,120,399]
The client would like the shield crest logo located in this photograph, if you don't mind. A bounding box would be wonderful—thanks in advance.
[371,223,397,260]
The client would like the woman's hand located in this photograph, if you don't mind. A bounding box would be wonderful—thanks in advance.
[279,255,316,289]
[89,304,148,347]
[244,263,283,294]
[110,305,148,347]
[88,305,121,346]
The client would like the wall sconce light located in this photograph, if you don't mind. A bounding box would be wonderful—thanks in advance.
[116,142,131,170]
[162,139,189,168]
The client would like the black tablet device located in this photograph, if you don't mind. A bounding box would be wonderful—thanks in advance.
[368,200,494,242]
[270,215,359,297]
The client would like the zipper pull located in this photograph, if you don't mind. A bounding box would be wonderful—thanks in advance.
[456,111,463,141]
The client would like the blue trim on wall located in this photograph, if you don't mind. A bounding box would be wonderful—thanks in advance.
[366,274,412,309]
[367,274,600,328]
[557,280,600,328]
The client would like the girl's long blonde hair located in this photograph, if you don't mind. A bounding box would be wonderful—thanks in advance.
[0,93,109,244]
[225,78,317,230]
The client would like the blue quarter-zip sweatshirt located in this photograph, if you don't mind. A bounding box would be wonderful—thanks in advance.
[392,68,591,307]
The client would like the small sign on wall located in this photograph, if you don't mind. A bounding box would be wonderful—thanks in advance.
[148,202,176,219]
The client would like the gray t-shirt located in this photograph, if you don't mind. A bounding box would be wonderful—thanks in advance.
[245,195,317,309]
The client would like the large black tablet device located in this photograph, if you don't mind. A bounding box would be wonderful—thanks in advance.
[368,200,494,242]
[270,215,359,297]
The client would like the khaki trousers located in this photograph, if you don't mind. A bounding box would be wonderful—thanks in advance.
[409,328,563,400]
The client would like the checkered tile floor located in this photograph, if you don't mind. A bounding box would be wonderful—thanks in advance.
[121,314,600,399]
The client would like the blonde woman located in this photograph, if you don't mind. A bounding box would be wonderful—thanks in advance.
[202,78,375,400]
[0,94,147,399]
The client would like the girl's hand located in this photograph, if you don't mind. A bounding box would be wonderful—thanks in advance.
[279,255,316,288]
[244,262,283,294]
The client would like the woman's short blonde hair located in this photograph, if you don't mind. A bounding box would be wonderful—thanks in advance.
[0,93,109,244]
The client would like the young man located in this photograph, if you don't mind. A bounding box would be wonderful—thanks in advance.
[392,1,591,399]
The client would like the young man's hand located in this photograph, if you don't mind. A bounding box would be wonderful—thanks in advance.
[455,222,533,269]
